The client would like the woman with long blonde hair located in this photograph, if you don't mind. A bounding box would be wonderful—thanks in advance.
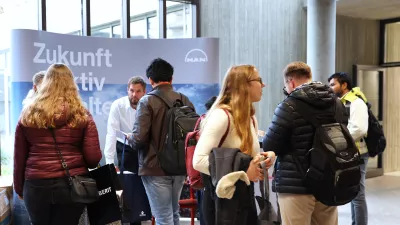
[193,65,275,224]
[14,63,102,225]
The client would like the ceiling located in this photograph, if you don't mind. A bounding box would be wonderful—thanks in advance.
[336,0,400,20]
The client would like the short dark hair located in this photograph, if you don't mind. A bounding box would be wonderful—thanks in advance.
[328,72,353,90]
[128,76,146,90]
[146,58,174,83]
[283,61,312,80]
[204,96,217,111]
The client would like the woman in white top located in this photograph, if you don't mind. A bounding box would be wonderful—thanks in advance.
[193,64,275,225]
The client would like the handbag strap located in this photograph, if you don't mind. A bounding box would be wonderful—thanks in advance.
[218,109,231,147]
[49,128,73,185]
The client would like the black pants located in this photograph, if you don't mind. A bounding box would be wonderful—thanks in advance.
[23,178,85,225]
[196,189,205,225]
[116,141,139,173]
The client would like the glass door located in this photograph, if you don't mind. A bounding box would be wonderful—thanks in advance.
[352,65,385,178]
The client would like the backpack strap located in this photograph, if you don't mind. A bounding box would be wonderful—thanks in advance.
[147,90,173,108]
[148,89,185,109]
[290,98,339,178]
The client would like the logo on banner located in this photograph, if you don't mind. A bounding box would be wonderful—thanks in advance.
[185,49,208,63]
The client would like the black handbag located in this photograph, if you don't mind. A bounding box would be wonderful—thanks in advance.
[50,128,99,204]
[118,138,152,223]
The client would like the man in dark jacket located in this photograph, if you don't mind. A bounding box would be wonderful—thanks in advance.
[128,58,194,225]
[263,62,344,225]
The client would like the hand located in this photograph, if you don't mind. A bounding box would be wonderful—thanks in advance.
[246,156,264,182]
[125,133,133,141]
[115,166,120,172]
[258,130,266,137]
[260,151,276,169]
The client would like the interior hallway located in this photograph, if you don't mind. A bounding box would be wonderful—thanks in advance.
[143,173,400,225]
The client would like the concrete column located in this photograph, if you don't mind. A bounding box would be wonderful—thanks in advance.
[307,0,336,83]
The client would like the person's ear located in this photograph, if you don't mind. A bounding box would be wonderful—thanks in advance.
[342,82,348,90]
[290,80,296,89]
[149,77,155,86]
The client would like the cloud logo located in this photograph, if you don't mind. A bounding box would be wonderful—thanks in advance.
[185,49,208,63]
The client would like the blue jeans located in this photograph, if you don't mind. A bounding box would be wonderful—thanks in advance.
[351,154,369,225]
[141,176,185,225]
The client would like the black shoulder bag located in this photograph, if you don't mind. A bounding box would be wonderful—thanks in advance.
[50,128,99,204]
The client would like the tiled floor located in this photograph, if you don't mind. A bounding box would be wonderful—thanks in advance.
[144,174,400,225]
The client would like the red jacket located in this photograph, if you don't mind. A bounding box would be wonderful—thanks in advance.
[13,104,102,197]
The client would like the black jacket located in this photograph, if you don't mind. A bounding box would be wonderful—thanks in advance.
[131,84,194,176]
[263,82,347,194]
[208,148,252,187]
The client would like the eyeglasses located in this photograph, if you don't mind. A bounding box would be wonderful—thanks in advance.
[283,87,289,96]
[248,77,263,85]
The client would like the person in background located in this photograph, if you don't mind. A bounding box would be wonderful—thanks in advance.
[104,76,146,173]
[14,63,102,225]
[104,76,146,225]
[193,65,274,225]
[128,58,195,225]
[328,72,369,225]
[22,71,45,107]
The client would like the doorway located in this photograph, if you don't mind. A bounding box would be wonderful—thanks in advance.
[352,65,385,178]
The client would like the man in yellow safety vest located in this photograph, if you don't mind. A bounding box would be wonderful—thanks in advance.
[328,72,369,225]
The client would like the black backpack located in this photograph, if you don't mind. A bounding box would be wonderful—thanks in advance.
[354,95,386,157]
[294,98,362,206]
[148,90,199,175]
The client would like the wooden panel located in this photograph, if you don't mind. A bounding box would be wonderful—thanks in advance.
[199,0,307,129]
[336,16,380,74]
[383,67,400,173]
[385,23,400,62]
[336,0,400,20]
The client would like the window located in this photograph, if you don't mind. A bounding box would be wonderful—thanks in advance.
[148,16,159,39]
[112,25,121,38]
[0,0,39,175]
[47,0,82,34]
[166,1,193,38]
[92,27,112,38]
[130,0,159,39]
[0,0,39,50]
[90,0,121,38]
[130,19,147,39]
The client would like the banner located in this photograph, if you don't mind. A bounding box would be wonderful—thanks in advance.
[10,29,219,158]
[10,29,219,225]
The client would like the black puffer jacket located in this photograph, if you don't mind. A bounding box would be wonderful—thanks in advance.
[263,82,347,194]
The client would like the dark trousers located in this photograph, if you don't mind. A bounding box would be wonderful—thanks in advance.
[202,176,257,225]
[23,178,85,225]
[116,141,139,173]
[196,189,205,225]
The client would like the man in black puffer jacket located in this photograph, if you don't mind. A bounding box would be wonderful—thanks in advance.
[263,62,347,225]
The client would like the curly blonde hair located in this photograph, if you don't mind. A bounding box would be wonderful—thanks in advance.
[20,64,88,128]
